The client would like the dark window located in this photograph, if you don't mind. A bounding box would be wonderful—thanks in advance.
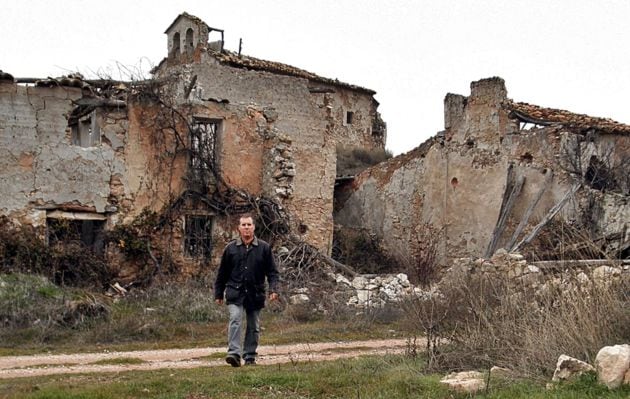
[47,218,105,254]
[585,155,615,191]
[190,118,219,172]
[172,32,181,54]
[184,215,212,258]
[346,111,354,125]
[186,28,194,54]
[70,112,99,147]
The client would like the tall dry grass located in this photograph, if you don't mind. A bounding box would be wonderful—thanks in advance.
[402,270,630,377]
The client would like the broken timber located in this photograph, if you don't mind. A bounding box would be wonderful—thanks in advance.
[512,182,582,253]
[318,252,357,277]
[485,165,525,257]
[506,170,554,251]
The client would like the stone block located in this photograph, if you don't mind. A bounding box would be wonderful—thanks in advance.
[552,355,595,382]
[596,344,630,389]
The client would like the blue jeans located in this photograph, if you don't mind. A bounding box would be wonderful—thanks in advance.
[227,304,260,361]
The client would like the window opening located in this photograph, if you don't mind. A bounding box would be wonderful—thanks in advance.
[190,118,219,174]
[172,32,181,54]
[47,217,105,254]
[585,155,614,191]
[346,111,354,125]
[185,28,194,54]
[70,111,99,147]
[184,215,212,258]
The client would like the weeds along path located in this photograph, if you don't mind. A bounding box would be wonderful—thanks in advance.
[0,338,413,379]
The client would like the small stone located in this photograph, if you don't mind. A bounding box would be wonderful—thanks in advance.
[351,276,368,290]
[263,107,278,122]
[552,355,595,382]
[289,294,310,305]
[526,265,540,274]
[335,274,352,286]
[440,371,486,394]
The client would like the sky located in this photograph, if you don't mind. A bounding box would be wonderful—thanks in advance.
[1,0,629,156]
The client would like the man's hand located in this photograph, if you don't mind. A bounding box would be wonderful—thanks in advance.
[269,292,279,302]
[215,299,223,306]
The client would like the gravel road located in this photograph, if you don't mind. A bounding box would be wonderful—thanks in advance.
[0,338,413,379]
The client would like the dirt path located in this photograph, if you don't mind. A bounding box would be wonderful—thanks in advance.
[0,338,414,379]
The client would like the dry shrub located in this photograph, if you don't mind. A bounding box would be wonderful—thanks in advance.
[526,218,620,261]
[336,145,392,176]
[0,217,112,288]
[0,273,111,346]
[124,275,222,324]
[402,271,630,377]
[402,223,444,286]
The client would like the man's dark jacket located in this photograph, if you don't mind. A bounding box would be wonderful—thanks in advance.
[214,237,279,310]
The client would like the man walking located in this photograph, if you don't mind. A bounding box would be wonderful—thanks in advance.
[214,213,280,367]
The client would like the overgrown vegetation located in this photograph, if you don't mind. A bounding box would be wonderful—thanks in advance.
[0,217,111,288]
[0,273,110,345]
[106,209,159,260]
[336,145,393,176]
[0,271,401,354]
[407,223,444,286]
[401,270,630,377]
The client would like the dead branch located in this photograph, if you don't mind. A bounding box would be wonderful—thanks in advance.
[512,182,582,252]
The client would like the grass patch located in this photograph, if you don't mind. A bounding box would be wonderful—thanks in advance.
[90,357,146,366]
[0,271,403,356]
[1,355,628,398]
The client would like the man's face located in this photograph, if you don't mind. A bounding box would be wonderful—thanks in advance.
[238,217,255,241]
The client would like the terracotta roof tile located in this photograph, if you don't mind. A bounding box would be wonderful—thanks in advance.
[209,49,376,95]
[508,101,630,135]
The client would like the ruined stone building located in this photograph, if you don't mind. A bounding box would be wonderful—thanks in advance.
[336,77,629,265]
[2,12,627,285]
[0,12,386,280]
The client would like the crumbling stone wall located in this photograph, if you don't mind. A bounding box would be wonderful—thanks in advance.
[0,81,126,226]
[153,48,384,254]
[336,77,630,264]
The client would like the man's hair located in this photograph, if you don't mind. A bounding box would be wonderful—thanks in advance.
[238,213,255,224]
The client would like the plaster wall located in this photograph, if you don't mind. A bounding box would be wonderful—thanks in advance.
[0,82,126,221]
[156,55,382,252]
[336,77,630,263]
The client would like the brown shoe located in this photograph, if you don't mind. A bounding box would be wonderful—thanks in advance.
[244,358,256,366]
[225,354,241,367]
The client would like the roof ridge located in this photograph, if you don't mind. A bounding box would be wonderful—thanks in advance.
[207,48,376,95]
[507,100,630,134]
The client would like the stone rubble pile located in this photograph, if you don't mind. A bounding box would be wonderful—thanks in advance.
[445,248,629,299]
[288,272,429,308]
[290,247,627,309]
[335,272,427,308]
